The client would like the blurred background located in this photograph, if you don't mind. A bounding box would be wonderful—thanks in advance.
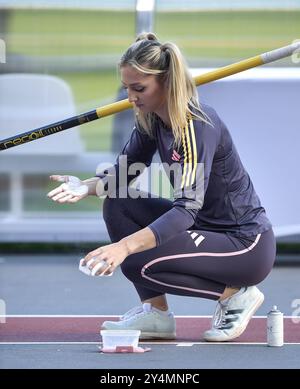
[0,0,299,253]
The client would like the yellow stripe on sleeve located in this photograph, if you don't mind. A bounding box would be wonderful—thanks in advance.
[190,119,198,186]
[184,124,193,187]
[181,128,188,189]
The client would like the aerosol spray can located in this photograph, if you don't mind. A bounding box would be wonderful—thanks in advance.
[267,306,284,347]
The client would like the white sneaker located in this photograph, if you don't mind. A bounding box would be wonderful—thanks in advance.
[203,286,264,342]
[101,303,176,339]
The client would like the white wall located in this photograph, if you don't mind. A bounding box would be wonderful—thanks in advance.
[191,67,300,236]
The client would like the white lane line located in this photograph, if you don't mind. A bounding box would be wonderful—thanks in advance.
[0,342,100,345]
[176,343,195,347]
[0,341,300,346]
[2,315,299,319]
[2,315,120,318]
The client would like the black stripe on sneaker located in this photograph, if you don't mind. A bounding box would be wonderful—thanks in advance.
[227,309,244,315]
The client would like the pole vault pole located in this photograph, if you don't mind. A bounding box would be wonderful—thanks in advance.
[0,41,299,151]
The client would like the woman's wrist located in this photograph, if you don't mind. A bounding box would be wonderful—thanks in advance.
[120,239,131,256]
[120,227,156,256]
[83,177,101,196]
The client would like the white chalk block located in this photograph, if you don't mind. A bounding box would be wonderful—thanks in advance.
[78,258,113,277]
[79,258,92,276]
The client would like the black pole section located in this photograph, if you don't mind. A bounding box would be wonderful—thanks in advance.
[0,109,98,151]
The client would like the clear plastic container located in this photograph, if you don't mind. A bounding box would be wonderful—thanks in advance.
[100,330,141,349]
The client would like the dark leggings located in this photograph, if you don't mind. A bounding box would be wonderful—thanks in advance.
[103,193,276,301]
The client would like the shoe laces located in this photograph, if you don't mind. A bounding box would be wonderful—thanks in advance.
[120,306,143,321]
[212,301,229,329]
[120,303,152,321]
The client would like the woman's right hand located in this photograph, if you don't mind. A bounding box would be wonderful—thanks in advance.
[47,175,89,203]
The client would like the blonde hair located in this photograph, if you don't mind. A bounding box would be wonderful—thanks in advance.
[119,32,211,147]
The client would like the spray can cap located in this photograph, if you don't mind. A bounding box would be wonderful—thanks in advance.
[269,305,282,314]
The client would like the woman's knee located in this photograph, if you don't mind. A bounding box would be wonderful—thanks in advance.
[103,196,123,223]
[121,260,135,281]
[121,256,143,282]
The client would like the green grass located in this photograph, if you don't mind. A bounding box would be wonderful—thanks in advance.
[0,242,108,253]
[8,10,300,58]
[55,71,120,151]
[5,9,300,151]
[8,10,135,55]
[157,11,300,58]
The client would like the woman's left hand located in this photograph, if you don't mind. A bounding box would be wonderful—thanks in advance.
[82,241,129,276]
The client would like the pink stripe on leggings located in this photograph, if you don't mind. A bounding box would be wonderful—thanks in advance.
[141,234,261,297]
